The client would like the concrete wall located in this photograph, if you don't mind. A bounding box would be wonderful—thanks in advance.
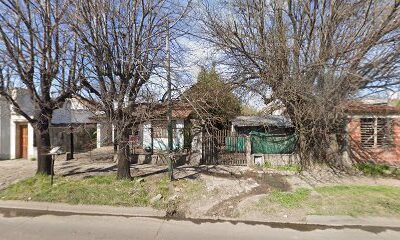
[187,122,203,165]
[251,154,299,166]
[0,98,11,159]
[96,123,113,148]
[1,90,42,160]
[135,120,203,166]
[348,116,400,165]
[2,90,95,160]
[142,120,185,151]
[9,90,36,159]
[52,99,95,125]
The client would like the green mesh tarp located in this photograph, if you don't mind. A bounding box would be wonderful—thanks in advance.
[250,131,297,154]
[225,136,246,153]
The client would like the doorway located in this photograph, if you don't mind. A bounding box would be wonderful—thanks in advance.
[18,124,28,159]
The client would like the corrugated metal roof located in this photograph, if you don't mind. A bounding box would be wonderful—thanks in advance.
[51,109,96,124]
[232,115,292,128]
[131,102,194,120]
[346,103,400,115]
[51,98,96,124]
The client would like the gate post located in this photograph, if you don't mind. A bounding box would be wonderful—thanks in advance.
[246,135,253,167]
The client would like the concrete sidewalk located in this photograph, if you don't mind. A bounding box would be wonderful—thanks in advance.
[1,200,400,229]
[306,215,400,228]
[0,200,165,218]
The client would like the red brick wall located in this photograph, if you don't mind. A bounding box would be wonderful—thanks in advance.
[348,117,400,165]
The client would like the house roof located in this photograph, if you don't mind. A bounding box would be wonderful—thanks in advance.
[128,102,194,121]
[231,115,292,128]
[52,109,96,124]
[345,102,400,115]
[51,98,96,125]
[150,103,193,119]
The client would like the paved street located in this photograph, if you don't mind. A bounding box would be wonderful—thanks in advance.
[0,210,399,240]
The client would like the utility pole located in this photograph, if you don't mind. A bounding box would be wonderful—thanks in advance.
[166,18,174,181]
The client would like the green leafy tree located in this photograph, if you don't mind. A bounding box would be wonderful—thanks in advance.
[185,66,241,127]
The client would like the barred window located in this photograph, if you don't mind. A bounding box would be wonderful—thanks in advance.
[152,121,176,138]
[153,127,168,138]
[360,118,392,148]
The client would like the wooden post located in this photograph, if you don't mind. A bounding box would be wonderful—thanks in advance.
[150,127,154,154]
[50,154,54,185]
[69,126,74,159]
[246,135,253,167]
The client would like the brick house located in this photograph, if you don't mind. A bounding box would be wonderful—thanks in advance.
[347,103,400,165]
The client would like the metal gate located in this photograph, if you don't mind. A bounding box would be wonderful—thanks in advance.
[201,129,247,166]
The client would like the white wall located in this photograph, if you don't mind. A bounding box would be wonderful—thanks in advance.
[7,89,36,160]
[27,123,37,160]
[3,92,94,160]
[97,123,113,148]
[142,122,152,150]
[0,98,11,159]
[142,120,185,151]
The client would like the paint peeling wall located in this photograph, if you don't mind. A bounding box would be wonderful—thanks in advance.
[142,120,185,151]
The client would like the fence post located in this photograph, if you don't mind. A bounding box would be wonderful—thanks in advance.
[150,127,154,155]
[246,135,253,167]
[69,126,74,160]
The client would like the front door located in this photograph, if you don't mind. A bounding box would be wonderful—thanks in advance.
[19,125,28,159]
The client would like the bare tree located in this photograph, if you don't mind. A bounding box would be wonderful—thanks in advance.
[0,0,81,174]
[201,0,400,168]
[70,0,191,179]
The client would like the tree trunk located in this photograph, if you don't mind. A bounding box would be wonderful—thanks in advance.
[285,102,332,168]
[35,112,53,175]
[116,128,131,179]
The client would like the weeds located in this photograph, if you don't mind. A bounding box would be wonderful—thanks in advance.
[257,185,400,217]
[260,188,311,208]
[261,162,300,172]
[356,163,400,178]
[0,174,207,211]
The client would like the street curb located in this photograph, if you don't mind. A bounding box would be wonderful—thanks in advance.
[186,215,400,229]
[1,200,400,230]
[0,200,166,218]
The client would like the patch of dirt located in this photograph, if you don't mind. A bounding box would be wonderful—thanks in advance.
[54,146,114,163]
[205,183,266,218]
[182,167,293,219]
[0,159,36,190]
[299,166,400,188]
[237,197,309,223]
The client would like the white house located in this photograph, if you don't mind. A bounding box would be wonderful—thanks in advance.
[0,89,95,160]
[96,102,194,152]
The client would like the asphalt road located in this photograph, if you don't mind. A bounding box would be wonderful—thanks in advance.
[0,210,399,240]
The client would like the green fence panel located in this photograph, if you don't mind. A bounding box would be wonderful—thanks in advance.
[225,136,246,153]
[250,131,297,154]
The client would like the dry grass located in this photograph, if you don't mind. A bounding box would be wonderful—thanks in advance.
[0,174,205,211]
[257,185,400,218]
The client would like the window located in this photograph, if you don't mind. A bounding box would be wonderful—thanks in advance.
[360,117,392,148]
[152,121,176,138]
[153,127,168,138]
